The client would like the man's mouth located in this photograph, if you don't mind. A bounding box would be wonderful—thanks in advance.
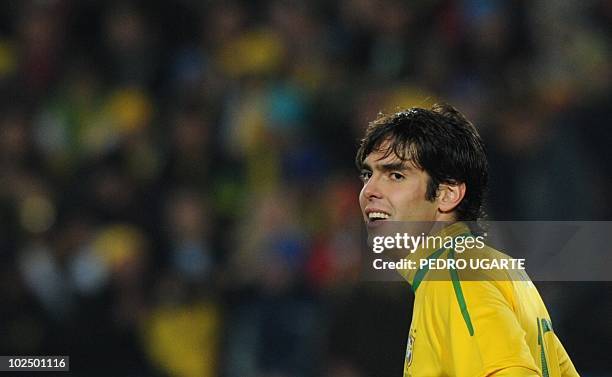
[367,211,391,222]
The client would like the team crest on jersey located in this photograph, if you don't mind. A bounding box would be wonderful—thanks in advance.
[405,333,415,366]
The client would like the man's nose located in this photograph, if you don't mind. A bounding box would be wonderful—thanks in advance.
[363,176,383,200]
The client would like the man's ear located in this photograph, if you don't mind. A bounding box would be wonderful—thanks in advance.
[437,182,466,214]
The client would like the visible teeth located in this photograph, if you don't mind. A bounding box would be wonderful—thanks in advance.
[368,212,390,220]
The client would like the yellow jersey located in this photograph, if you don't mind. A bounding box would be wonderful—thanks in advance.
[399,222,579,377]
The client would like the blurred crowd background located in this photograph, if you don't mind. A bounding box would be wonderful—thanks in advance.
[0,0,610,376]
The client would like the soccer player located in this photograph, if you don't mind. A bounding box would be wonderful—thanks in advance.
[356,104,579,376]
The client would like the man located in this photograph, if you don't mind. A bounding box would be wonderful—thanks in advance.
[356,104,579,376]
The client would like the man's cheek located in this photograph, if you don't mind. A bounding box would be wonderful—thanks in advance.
[358,192,366,209]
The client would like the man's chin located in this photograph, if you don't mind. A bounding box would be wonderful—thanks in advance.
[365,219,397,239]
[365,220,440,238]
[366,219,390,229]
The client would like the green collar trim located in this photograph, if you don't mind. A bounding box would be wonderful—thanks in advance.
[410,232,473,292]
[411,246,448,292]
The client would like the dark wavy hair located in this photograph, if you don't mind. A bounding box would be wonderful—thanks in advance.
[355,103,488,221]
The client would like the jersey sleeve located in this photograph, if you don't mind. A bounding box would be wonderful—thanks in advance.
[552,333,579,377]
[440,279,542,376]
[489,367,541,376]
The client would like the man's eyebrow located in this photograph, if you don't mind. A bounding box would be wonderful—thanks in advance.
[361,161,411,171]
[379,162,410,171]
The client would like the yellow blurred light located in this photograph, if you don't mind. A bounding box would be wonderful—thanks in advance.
[93,224,146,268]
[218,29,284,77]
[19,194,56,234]
[143,303,220,377]
[107,88,153,133]
[384,86,436,113]
[0,40,16,76]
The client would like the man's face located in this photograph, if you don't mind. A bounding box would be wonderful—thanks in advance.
[358,146,440,227]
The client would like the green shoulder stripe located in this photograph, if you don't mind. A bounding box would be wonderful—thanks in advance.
[449,249,475,336]
[541,318,553,333]
[411,246,447,292]
[411,232,473,292]
[538,317,550,377]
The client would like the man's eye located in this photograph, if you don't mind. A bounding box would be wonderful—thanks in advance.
[359,170,372,182]
[390,172,405,181]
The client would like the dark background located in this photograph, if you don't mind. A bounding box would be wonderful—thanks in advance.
[0,0,610,376]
